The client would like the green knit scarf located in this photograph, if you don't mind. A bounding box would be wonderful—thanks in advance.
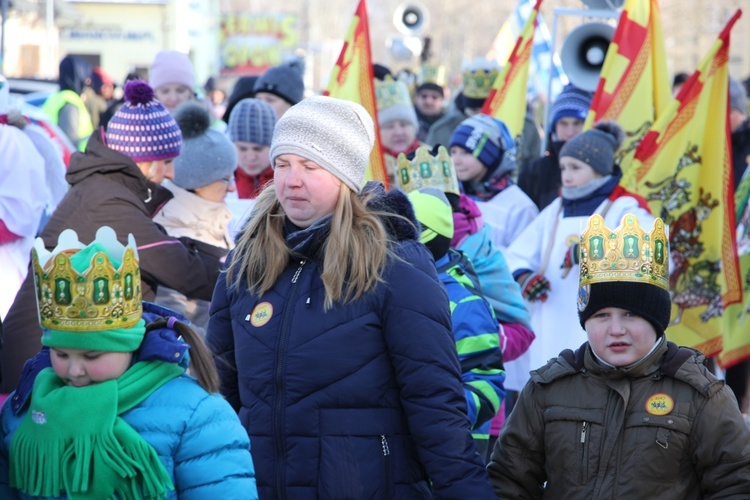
[10,360,184,499]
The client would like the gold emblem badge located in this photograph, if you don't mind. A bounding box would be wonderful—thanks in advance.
[250,302,273,327]
[645,393,674,416]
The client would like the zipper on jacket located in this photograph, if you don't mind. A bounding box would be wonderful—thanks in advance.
[381,435,391,499]
[273,259,306,498]
[579,421,589,484]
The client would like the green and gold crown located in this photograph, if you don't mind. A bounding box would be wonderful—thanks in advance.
[375,75,413,111]
[579,213,669,290]
[32,226,142,332]
[418,64,447,87]
[462,59,499,99]
[395,145,460,196]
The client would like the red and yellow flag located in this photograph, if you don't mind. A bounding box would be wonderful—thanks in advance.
[584,0,672,190]
[631,10,743,361]
[481,0,541,142]
[324,0,388,187]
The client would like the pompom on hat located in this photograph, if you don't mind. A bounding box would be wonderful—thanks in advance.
[559,121,624,176]
[228,98,277,145]
[270,96,375,193]
[172,102,237,190]
[149,50,195,91]
[105,80,183,162]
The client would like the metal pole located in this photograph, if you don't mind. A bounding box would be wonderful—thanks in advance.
[543,9,562,154]
[1,0,8,74]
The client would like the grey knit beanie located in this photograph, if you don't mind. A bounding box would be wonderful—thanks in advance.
[559,121,624,176]
[270,96,375,193]
[729,77,748,113]
[172,102,238,190]
[253,58,305,105]
[228,98,277,145]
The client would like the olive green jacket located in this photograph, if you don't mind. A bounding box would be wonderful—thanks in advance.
[488,339,750,499]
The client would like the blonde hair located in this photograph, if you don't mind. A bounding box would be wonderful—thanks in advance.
[226,183,396,308]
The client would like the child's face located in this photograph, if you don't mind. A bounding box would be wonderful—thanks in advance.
[154,83,193,113]
[450,146,486,183]
[560,156,600,188]
[235,141,271,176]
[585,307,658,366]
[51,348,133,387]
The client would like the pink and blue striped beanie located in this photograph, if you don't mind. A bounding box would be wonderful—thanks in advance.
[105,80,182,162]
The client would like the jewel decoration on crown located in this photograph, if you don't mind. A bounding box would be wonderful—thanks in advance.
[396,146,460,196]
[461,59,499,99]
[375,75,413,111]
[32,226,143,332]
[579,213,669,291]
[418,64,447,87]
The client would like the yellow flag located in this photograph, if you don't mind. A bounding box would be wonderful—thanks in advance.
[584,0,672,190]
[481,0,541,141]
[324,0,388,187]
[630,10,743,359]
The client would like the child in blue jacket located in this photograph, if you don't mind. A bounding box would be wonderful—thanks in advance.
[408,187,505,460]
[0,226,257,499]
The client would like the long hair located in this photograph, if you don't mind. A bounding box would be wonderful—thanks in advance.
[226,183,393,309]
[145,318,220,393]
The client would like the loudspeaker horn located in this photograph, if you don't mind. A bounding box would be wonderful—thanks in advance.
[581,0,625,10]
[393,3,429,36]
[560,22,615,92]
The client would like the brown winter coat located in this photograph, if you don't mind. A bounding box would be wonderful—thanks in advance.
[488,339,750,499]
[0,129,226,392]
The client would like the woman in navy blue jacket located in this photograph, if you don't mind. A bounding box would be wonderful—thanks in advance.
[207,96,494,499]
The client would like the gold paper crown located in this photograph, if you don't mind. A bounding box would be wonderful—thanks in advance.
[395,145,460,196]
[418,64,447,87]
[462,59,499,99]
[579,214,669,290]
[375,75,413,111]
[32,226,143,332]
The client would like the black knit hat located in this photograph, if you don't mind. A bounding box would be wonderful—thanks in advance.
[578,281,672,337]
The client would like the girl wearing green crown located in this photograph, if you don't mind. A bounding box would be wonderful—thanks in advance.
[488,213,750,498]
[0,227,257,499]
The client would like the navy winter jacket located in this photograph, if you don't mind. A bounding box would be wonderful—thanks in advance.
[207,186,494,499]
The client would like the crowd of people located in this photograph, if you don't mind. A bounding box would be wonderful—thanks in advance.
[1,48,750,498]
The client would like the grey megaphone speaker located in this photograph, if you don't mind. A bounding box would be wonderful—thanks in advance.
[393,3,429,35]
[560,22,615,92]
[581,0,625,10]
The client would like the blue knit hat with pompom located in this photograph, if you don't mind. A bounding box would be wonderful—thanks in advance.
[105,80,182,162]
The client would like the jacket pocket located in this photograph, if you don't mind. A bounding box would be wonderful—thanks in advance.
[318,409,405,499]
[625,411,690,481]
[543,406,605,486]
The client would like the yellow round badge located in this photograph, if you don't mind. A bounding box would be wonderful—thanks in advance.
[250,302,273,327]
[645,393,674,416]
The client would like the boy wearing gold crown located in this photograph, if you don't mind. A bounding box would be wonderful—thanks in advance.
[0,227,257,498]
[488,214,750,498]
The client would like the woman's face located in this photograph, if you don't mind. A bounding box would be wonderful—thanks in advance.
[255,92,292,118]
[154,83,193,113]
[235,141,271,176]
[194,175,236,202]
[51,348,133,387]
[560,156,601,188]
[274,153,342,228]
[380,119,416,153]
[450,146,486,183]
[137,159,175,184]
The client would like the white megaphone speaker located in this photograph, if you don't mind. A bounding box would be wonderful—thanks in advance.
[560,22,615,92]
[393,3,429,35]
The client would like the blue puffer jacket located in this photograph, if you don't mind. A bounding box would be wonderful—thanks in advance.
[207,185,494,499]
[0,303,257,499]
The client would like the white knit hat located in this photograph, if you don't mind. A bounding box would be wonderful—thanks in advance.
[269,96,375,193]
